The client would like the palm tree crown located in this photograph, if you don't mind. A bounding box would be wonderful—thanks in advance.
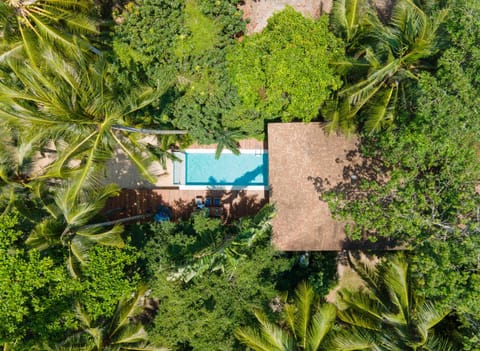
[326,0,448,133]
[331,253,452,351]
[51,286,167,351]
[0,0,98,62]
[236,281,336,351]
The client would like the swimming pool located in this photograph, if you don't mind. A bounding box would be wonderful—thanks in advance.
[173,149,269,190]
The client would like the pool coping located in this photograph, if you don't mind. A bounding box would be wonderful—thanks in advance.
[185,148,268,154]
[178,185,270,190]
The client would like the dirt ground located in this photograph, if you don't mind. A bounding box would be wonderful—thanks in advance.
[239,0,394,34]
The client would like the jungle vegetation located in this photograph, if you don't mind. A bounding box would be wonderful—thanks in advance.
[0,0,478,350]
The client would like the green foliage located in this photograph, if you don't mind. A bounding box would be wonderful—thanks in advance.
[332,253,453,350]
[56,286,165,351]
[236,281,336,351]
[78,245,140,321]
[145,205,276,282]
[227,7,344,124]
[0,213,80,347]
[110,0,248,143]
[148,243,294,350]
[323,13,480,347]
[174,0,220,59]
[0,0,98,64]
[0,210,141,347]
[141,207,337,350]
[325,0,448,133]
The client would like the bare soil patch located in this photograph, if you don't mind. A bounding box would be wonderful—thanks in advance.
[239,0,330,34]
[239,0,395,34]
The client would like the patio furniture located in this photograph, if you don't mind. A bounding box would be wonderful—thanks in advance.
[154,205,171,222]
[195,196,205,209]
[205,197,212,206]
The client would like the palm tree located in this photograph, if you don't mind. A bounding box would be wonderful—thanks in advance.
[235,281,336,351]
[50,286,167,351]
[331,253,453,350]
[0,0,98,63]
[0,48,185,196]
[214,128,243,159]
[168,204,276,283]
[326,0,448,133]
[330,0,374,51]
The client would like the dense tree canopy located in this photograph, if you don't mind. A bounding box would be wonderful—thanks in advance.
[110,0,248,144]
[0,0,479,350]
[227,6,344,131]
[323,1,480,348]
[139,208,337,350]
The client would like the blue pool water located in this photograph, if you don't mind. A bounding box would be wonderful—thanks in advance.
[185,152,268,186]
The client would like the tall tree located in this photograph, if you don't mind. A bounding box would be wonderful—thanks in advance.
[235,281,336,351]
[331,253,453,350]
[326,0,448,133]
[0,0,98,63]
[227,6,344,125]
[50,286,165,351]
[0,48,183,194]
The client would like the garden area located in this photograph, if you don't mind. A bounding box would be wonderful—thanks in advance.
[0,0,479,350]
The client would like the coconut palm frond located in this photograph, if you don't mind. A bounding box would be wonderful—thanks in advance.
[347,253,383,297]
[26,217,64,251]
[337,254,453,349]
[214,129,243,159]
[330,327,377,351]
[336,294,383,331]
[75,224,125,248]
[69,235,91,266]
[283,303,297,339]
[346,56,400,104]
[293,281,315,348]
[330,0,372,44]
[306,304,336,351]
[109,285,149,337]
[3,0,98,58]
[363,84,397,133]
[112,323,149,345]
[123,86,167,116]
[322,98,344,134]
[235,327,285,351]
[423,335,455,351]
[236,310,293,351]
[75,303,92,329]
[381,253,409,320]
[55,286,163,350]
[416,302,450,337]
[110,130,157,183]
